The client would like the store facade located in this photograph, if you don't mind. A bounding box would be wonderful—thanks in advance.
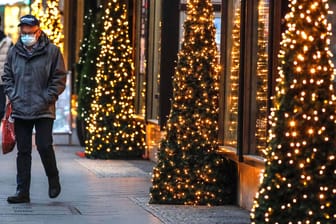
[131,0,290,209]
[62,0,290,209]
[0,0,30,43]
[67,0,336,210]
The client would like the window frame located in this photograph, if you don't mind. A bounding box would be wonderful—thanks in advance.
[219,0,287,160]
[134,0,150,117]
[146,0,162,121]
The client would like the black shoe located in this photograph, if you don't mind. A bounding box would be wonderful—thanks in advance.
[7,192,30,204]
[48,176,61,198]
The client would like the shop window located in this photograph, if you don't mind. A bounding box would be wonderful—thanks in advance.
[254,0,270,154]
[223,0,241,148]
[136,0,149,117]
[147,0,161,120]
[3,1,30,43]
[220,0,287,156]
[135,0,162,120]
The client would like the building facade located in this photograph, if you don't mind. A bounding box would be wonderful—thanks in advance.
[63,0,336,210]
[130,0,288,209]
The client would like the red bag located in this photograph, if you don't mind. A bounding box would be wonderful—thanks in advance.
[2,103,15,154]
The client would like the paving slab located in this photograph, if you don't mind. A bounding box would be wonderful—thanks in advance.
[0,144,250,224]
[132,197,250,224]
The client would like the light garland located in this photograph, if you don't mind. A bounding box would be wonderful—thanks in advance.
[251,0,336,222]
[255,0,270,153]
[224,2,241,146]
[85,0,146,159]
[150,0,235,206]
[31,0,64,53]
[31,0,44,22]
[77,6,103,123]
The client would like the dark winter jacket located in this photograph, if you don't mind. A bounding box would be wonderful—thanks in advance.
[2,32,66,120]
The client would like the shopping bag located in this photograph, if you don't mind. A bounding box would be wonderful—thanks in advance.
[2,103,15,154]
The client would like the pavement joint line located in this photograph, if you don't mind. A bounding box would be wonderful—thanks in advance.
[0,202,81,216]
[0,145,251,223]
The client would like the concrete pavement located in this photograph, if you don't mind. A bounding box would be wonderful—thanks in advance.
[0,144,250,224]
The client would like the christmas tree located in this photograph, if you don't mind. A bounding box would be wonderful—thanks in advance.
[31,0,44,22]
[76,2,102,146]
[85,0,146,159]
[150,0,235,205]
[251,0,336,223]
[76,7,96,91]
[32,0,64,52]
[76,0,100,90]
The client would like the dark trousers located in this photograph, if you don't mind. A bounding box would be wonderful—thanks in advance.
[14,118,59,195]
[0,85,6,119]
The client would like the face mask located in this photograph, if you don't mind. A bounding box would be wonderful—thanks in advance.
[21,34,37,47]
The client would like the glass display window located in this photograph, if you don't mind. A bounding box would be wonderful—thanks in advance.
[254,0,270,154]
[135,0,162,120]
[3,2,29,43]
[136,0,149,117]
[223,0,241,148]
[147,0,161,120]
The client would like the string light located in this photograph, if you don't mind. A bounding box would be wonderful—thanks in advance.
[150,0,234,206]
[251,0,336,223]
[77,5,104,131]
[31,0,64,53]
[255,0,270,153]
[224,2,240,146]
[85,0,146,159]
[31,0,44,23]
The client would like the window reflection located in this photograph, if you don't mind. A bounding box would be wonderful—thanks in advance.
[3,3,30,43]
[224,0,241,147]
[137,0,148,117]
[255,0,270,154]
[150,0,161,120]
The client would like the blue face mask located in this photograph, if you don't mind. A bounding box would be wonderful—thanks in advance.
[21,34,37,47]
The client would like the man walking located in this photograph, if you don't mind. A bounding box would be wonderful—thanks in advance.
[2,15,67,203]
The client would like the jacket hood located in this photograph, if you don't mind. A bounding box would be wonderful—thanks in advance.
[14,31,50,57]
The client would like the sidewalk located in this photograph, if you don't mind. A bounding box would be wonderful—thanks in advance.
[0,144,250,224]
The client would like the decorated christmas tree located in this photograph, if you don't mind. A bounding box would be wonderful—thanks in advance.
[150,0,235,205]
[76,0,100,89]
[32,0,64,52]
[76,6,97,91]
[251,0,336,223]
[85,0,146,159]
[76,2,103,146]
[31,0,44,21]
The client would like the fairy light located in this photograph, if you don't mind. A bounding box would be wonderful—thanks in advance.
[255,0,270,153]
[224,3,240,146]
[31,0,44,23]
[85,0,146,159]
[150,0,234,205]
[76,6,103,125]
[31,0,64,53]
[251,0,336,223]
